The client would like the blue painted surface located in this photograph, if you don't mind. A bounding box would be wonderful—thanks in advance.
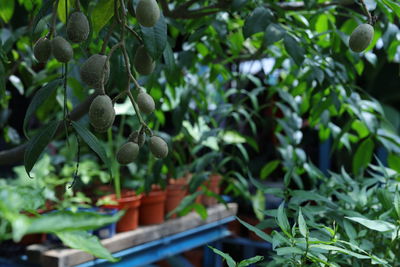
[76,216,235,267]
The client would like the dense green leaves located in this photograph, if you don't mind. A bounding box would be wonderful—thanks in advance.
[24,120,60,176]
[57,231,118,262]
[142,13,167,60]
[243,7,273,38]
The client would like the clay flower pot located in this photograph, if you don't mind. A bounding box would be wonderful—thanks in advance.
[139,189,167,225]
[103,191,142,232]
[200,173,222,207]
[165,178,188,219]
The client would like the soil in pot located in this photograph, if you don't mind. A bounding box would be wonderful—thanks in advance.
[165,181,188,219]
[139,189,167,225]
[103,191,142,232]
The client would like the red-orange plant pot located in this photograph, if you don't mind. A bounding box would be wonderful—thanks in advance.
[201,173,222,207]
[165,179,188,219]
[139,189,167,225]
[103,191,142,232]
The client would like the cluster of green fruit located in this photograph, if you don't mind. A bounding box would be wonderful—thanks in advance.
[33,0,168,166]
[33,11,89,63]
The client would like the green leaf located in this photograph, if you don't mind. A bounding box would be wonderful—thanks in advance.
[277,202,290,235]
[394,190,400,219]
[27,210,123,234]
[208,246,236,267]
[163,42,175,73]
[72,121,111,172]
[298,208,308,238]
[236,216,272,243]
[251,189,265,221]
[381,0,400,19]
[283,34,305,65]
[24,120,60,176]
[388,153,400,173]
[243,7,273,38]
[0,0,15,23]
[309,244,369,259]
[141,13,167,60]
[192,203,207,220]
[23,79,61,138]
[92,0,115,34]
[352,137,374,174]
[260,160,280,179]
[346,216,396,232]
[264,23,285,46]
[238,255,264,267]
[166,191,202,218]
[57,0,72,24]
[57,231,118,262]
[32,0,56,35]
[275,247,303,255]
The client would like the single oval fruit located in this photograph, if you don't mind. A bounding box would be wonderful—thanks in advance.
[51,36,73,63]
[349,23,374,53]
[67,11,90,43]
[149,136,168,158]
[116,142,140,165]
[137,92,155,114]
[134,45,155,75]
[129,130,146,147]
[33,37,52,63]
[136,0,160,27]
[89,95,115,132]
[80,54,110,89]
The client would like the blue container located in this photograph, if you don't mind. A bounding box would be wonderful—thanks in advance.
[93,207,118,239]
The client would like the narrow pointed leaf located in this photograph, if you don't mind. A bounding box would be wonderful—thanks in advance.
[298,208,308,237]
[23,79,61,138]
[24,120,60,176]
[56,231,118,262]
[72,121,110,171]
[208,246,236,267]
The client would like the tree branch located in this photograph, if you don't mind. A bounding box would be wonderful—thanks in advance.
[0,93,99,165]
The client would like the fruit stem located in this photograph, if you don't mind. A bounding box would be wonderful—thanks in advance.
[359,0,373,25]
[49,0,60,37]
[101,19,117,55]
[124,24,143,43]
[127,90,146,125]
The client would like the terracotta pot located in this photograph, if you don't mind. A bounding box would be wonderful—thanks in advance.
[201,174,222,207]
[103,191,142,232]
[165,182,188,219]
[139,189,167,225]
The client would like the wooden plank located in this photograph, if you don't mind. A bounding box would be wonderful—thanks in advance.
[26,203,237,267]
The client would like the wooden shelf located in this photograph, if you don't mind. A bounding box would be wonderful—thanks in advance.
[26,203,238,267]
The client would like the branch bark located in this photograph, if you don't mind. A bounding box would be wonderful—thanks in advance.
[0,93,98,165]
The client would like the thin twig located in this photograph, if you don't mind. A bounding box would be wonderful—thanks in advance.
[125,24,143,43]
[49,0,60,37]
[127,90,146,125]
[101,19,117,55]
[358,0,373,24]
